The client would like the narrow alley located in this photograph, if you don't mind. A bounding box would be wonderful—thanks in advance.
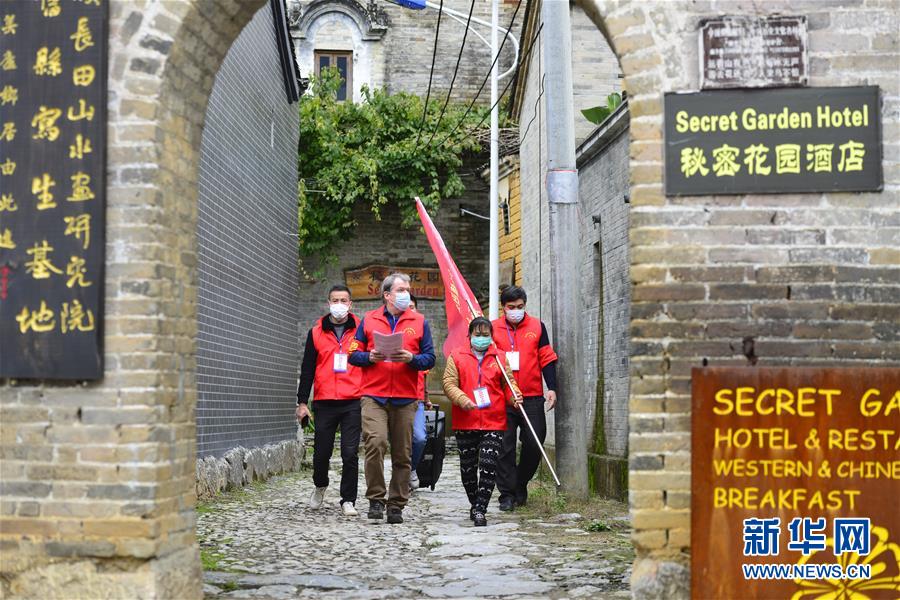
[198,453,632,599]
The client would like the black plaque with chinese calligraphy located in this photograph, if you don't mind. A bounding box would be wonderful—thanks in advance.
[664,87,882,196]
[0,0,106,379]
[700,16,808,89]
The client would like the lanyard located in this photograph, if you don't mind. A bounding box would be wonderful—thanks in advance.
[505,323,517,351]
[332,330,345,353]
[476,354,485,386]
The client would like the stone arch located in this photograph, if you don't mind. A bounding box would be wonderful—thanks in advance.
[1,2,266,598]
[574,1,690,597]
[291,0,387,41]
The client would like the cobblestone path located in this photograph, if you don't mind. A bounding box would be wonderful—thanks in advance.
[198,453,632,599]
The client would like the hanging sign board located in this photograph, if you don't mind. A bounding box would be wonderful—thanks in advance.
[691,367,900,600]
[664,86,882,196]
[344,264,444,300]
[0,0,107,379]
[700,15,808,89]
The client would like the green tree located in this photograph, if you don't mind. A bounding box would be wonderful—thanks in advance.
[297,68,497,262]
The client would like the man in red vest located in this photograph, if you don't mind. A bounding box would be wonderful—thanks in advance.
[491,286,558,512]
[349,273,436,524]
[296,284,364,516]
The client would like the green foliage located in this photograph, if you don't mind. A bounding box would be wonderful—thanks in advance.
[585,519,612,532]
[581,92,624,125]
[297,68,498,262]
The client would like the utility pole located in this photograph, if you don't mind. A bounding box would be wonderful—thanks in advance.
[488,0,500,320]
[542,0,588,498]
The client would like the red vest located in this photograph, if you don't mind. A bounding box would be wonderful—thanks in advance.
[491,314,558,396]
[351,308,426,399]
[311,316,363,401]
[449,345,511,431]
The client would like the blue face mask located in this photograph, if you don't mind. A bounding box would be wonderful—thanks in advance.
[393,291,411,311]
[471,335,492,351]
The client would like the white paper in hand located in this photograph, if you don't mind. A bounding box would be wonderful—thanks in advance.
[374,331,404,362]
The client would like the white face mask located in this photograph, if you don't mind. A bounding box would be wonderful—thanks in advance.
[393,291,411,311]
[329,303,350,320]
[506,309,525,324]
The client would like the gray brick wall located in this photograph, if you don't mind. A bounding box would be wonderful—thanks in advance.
[196,3,301,458]
[577,109,630,460]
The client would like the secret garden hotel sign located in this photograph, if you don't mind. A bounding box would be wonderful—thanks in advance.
[0,0,107,379]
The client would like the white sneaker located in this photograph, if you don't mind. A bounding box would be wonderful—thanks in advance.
[409,470,420,492]
[309,486,326,509]
[341,501,358,517]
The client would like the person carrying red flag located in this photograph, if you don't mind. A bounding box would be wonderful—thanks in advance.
[443,317,521,527]
[491,286,559,512]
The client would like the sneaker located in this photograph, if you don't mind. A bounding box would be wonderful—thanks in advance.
[409,470,420,492]
[341,501,358,517]
[473,512,487,527]
[367,500,384,520]
[387,507,404,524]
[498,498,515,512]
[309,486,327,509]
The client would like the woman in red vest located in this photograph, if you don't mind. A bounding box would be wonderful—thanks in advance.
[442,317,521,526]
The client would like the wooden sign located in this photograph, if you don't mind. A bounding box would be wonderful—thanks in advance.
[665,86,883,196]
[700,16,808,89]
[692,367,900,600]
[344,265,444,300]
[0,0,107,379]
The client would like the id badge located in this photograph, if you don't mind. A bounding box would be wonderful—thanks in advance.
[507,351,520,371]
[473,387,491,408]
[333,353,348,373]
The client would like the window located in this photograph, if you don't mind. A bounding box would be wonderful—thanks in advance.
[314,50,352,101]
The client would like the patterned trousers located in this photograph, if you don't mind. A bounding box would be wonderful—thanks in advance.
[456,430,504,514]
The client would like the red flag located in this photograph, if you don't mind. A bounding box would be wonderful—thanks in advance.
[415,197,482,359]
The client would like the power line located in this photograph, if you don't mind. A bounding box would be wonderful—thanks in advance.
[423,0,478,148]
[432,0,524,150]
[435,22,543,148]
[413,0,444,148]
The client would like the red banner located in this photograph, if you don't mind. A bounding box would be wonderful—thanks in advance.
[415,198,482,358]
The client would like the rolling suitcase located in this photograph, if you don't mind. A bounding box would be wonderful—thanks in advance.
[416,407,446,490]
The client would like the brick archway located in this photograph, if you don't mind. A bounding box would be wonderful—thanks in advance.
[1,2,266,597]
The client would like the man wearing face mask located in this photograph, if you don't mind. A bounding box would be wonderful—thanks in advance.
[348,273,436,524]
[296,284,363,517]
[491,285,559,512]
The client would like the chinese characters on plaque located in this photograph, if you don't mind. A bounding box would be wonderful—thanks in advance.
[700,16,808,89]
[664,87,882,195]
[0,0,106,379]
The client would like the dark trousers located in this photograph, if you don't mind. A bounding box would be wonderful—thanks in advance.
[311,399,361,504]
[457,430,504,514]
[497,396,547,504]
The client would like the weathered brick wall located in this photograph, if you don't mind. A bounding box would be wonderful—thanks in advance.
[196,4,300,459]
[0,1,270,597]
[499,161,523,284]
[576,106,631,500]
[577,0,900,597]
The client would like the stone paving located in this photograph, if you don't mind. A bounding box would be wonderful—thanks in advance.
[198,451,633,599]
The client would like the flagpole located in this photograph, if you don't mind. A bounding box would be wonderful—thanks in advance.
[415,197,561,487]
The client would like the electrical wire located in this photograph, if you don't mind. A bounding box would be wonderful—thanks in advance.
[413,0,444,148]
[422,0,478,148]
[433,0,524,147]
